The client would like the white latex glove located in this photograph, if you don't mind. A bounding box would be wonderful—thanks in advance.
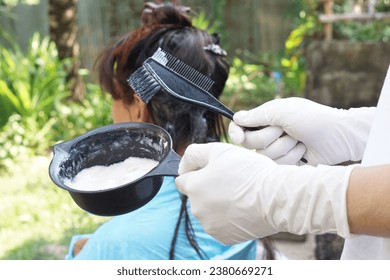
[176,142,356,245]
[229,97,376,166]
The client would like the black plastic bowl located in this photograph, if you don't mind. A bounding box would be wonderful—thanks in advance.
[48,122,180,216]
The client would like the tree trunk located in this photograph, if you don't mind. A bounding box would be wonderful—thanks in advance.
[48,0,84,101]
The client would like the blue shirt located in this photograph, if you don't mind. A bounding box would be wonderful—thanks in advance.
[66,177,256,260]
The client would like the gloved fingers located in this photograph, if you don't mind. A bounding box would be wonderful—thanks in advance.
[233,109,269,128]
[229,118,285,150]
[176,159,217,200]
[176,169,219,223]
[233,99,289,128]
[175,170,195,196]
[240,126,284,150]
[178,143,210,175]
[255,135,298,159]
[273,142,307,165]
[228,121,245,144]
[233,107,272,128]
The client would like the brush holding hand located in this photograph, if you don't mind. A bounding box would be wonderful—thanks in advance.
[228,97,375,166]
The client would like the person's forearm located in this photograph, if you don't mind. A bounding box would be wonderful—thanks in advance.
[347,164,390,237]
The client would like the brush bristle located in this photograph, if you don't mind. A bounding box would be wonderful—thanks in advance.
[152,47,214,93]
[127,66,161,103]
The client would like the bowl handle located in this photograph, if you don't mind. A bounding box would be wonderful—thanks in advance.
[146,150,181,177]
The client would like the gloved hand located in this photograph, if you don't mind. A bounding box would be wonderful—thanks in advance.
[229,97,376,166]
[176,142,356,245]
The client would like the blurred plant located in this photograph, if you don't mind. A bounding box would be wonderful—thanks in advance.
[280,0,323,96]
[333,0,390,42]
[0,114,54,171]
[0,32,112,173]
[278,0,390,97]
[51,82,112,142]
[192,0,226,43]
[0,33,69,171]
[192,10,219,34]
[0,86,112,173]
[0,3,14,46]
[280,17,316,96]
[334,20,390,41]
[0,32,70,128]
[222,56,277,111]
[286,0,390,43]
[1,0,40,5]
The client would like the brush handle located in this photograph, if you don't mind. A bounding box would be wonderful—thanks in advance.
[142,57,308,161]
[144,58,268,133]
[145,59,270,133]
[145,59,235,119]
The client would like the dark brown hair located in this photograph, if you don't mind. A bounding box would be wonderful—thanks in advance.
[96,3,228,151]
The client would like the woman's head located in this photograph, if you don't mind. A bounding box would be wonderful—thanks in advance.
[96,2,229,154]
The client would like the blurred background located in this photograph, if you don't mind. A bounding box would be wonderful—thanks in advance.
[0,0,389,259]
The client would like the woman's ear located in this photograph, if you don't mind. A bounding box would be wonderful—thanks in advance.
[111,96,151,123]
[134,94,151,122]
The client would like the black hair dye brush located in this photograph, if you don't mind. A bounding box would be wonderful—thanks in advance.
[127,48,308,164]
[127,47,235,120]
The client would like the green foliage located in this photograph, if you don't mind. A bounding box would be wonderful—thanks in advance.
[208,0,225,30]
[51,83,112,142]
[281,18,316,96]
[0,32,70,128]
[222,56,279,111]
[280,1,323,96]
[333,0,390,42]
[192,0,226,43]
[334,20,390,42]
[192,10,219,33]
[0,32,112,173]
[287,0,390,43]
[0,114,52,171]
[1,0,40,6]
[0,33,69,171]
[279,0,390,97]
